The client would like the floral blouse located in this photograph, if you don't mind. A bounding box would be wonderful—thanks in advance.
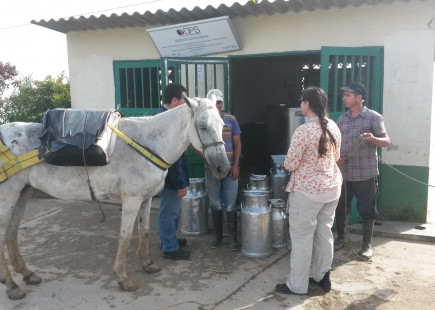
[285,118,342,195]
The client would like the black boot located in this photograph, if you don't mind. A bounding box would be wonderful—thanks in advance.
[226,211,239,250]
[359,219,375,260]
[211,211,223,248]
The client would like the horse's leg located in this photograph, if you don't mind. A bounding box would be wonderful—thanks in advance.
[0,184,27,300]
[6,186,42,286]
[137,198,160,273]
[113,196,142,292]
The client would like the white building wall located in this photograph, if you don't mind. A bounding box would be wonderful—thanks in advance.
[427,63,435,223]
[383,31,435,167]
[67,1,434,111]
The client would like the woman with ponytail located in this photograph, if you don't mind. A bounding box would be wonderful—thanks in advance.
[275,86,342,295]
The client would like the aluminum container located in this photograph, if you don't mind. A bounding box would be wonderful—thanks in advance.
[181,178,209,235]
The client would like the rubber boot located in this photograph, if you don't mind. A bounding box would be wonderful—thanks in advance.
[226,212,240,251]
[334,212,349,251]
[359,218,375,260]
[211,211,223,248]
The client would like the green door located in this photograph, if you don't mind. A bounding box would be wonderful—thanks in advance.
[161,57,230,178]
[319,46,384,224]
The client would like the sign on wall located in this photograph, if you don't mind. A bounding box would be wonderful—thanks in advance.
[147,16,241,57]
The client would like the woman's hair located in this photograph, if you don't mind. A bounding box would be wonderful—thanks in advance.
[301,86,336,157]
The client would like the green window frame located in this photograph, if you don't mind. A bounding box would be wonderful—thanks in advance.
[113,60,163,116]
[320,46,384,121]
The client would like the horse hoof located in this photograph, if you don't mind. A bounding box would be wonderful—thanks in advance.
[143,263,160,274]
[7,287,26,300]
[118,281,139,292]
[23,272,42,285]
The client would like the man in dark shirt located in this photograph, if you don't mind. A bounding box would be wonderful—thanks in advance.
[155,83,190,260]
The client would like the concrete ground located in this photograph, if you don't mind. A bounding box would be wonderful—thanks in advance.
[1,196,435,310]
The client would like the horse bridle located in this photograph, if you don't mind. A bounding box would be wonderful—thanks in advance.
[192,106,225,153]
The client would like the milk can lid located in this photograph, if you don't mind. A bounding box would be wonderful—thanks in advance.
[271,155,286,168]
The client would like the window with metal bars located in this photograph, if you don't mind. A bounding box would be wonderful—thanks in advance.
[114,60,173,116]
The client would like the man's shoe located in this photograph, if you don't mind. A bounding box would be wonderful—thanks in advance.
[177,238,187,247]
[159,238,187,249]
[210,238,222,248]
[275,283,297,295]
[334,237,347,251]
[162,248,190,260]
[309,271,331,292]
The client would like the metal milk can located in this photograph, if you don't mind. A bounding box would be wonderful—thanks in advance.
[270,155,290,200]
[270,166,290,200]
[270,198,289,249]
[247,174,269,191]
[241,190,273,258]
[181,178,209,235]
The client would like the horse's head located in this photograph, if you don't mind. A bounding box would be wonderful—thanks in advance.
[184,96,230,179]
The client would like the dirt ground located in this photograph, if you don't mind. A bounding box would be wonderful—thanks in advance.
[0,197,434,309]
[302,236,435,310]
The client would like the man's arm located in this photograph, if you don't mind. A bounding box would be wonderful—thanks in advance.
[360,132,390,147]
[231,134,241,180]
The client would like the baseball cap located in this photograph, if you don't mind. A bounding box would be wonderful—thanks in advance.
[206,89,224,102]
[341,82,367,97]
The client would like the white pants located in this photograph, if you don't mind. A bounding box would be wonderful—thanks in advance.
[286,191,338,294]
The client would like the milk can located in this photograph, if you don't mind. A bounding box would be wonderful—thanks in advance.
[270,155,290,200]
[270,199,289,249]
[270,166,290,200]
[247,174,269,191]
[241,190,273,258]
[181,178,209,235]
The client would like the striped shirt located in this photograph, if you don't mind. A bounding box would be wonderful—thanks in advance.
[222,113,241,165]
[337,106,387,181]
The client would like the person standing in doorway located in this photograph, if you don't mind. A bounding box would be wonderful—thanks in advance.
[334,82,390,260]
[205,89,242,250]
[155,83,190,260]
[275,86,342,295]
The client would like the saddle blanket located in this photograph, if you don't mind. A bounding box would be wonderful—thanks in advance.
[38,108,122,166]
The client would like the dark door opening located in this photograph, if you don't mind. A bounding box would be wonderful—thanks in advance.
[230,53,321,190]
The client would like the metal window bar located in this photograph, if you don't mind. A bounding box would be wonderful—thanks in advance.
[133,68,137,109]
[350,55,355,82]
[126,69,130,108]
[141,68,145,109]
[147,68,152,108]
[214,64,217,89]
[366,56,372,109]
[341,56,347,112]
[333,55,339,112]
[358,56,363,82]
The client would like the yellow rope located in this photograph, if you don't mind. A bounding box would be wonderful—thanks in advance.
[0,141,43,183]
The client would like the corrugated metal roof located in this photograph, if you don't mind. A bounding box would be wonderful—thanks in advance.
[31,0,420,34]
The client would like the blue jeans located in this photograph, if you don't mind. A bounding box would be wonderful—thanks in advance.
[205,166,238,213]
[158,187,181,252]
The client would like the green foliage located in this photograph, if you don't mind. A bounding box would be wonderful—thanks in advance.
[0,72,71,124]
[0,61,20,108]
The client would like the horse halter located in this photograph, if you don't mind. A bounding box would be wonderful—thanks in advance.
[192,105,225,153]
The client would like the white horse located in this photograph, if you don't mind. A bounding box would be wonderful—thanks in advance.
[0,96,230,300]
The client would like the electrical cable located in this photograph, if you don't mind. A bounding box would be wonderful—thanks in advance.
[340,134,434,260]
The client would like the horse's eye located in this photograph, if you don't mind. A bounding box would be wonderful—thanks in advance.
[199,125,207,131]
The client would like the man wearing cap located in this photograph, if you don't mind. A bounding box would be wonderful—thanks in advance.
[204,89,241,250]
[334,82,390,260]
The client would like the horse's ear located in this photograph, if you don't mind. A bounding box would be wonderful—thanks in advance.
[208,93,217,105]
[183,95,192,108]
